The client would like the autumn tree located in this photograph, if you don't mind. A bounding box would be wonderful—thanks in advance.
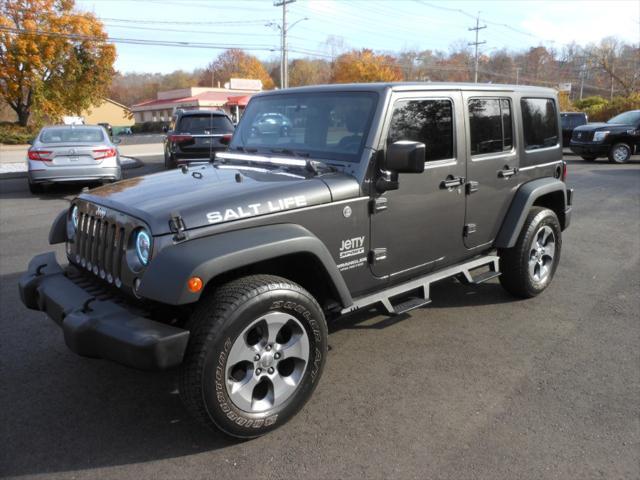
[289,59,331,87]
[331,49,403,84]
[0,0,116,126]
[199,49,275,90]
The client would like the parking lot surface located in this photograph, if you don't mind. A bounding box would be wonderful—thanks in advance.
[1,155,638,479]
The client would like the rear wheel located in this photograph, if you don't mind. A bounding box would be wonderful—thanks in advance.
[581,155,597,161]
[179,275,327,438]
[499,207,562,298]
[28,180,44,194]
[608,143,631,164]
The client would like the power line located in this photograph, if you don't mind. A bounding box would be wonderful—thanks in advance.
[100,17,276,26]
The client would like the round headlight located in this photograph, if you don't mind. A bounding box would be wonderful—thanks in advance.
[135,229,152,265]
[71,205,79,230]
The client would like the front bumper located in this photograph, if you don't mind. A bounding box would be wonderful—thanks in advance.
[19,252,189,370]
[569,142,609,156]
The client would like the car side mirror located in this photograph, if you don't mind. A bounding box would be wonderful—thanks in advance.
[112,137,122,144]
[27,139,33,145]
[376,141,426,192]
[383,141,426,173]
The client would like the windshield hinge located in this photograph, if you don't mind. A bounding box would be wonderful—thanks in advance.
[169,212,187,242]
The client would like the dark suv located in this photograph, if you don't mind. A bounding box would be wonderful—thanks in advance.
[560,112,587,147]
[163,110,235,169]
[20,83,572,439]
[570,109,640,163]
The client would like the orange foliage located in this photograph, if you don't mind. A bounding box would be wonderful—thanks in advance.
[0,0,116,125]
[200,49,275,90]
[331,49,403,84]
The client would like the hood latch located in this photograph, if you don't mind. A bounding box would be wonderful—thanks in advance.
[169,212,187,242]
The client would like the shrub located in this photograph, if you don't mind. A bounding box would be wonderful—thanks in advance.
[0,122,40,145]
[131,122,168,134]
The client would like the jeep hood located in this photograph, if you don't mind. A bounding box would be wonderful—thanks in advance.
[81,163,359,235]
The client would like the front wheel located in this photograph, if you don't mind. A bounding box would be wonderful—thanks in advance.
[499,207,562,298]
[608,143,631,164]
[179,275,327,438]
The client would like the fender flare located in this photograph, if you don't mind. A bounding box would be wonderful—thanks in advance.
[496,178,568,249]
[138,223,353,307]
[49,209,68,245]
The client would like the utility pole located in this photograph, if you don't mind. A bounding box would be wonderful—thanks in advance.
[609,65,615,100]
[274,0,295,89]
[515,67,521,85]
[468,13,486,83]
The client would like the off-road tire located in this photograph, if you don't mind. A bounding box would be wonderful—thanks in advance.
[498,207,562,298]
[179,274,328,438]
[581,155,597,161]
[608,143,631,164]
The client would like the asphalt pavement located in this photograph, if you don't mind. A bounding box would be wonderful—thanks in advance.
[0,155,638,479]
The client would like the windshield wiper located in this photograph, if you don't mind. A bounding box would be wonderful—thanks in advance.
[268,148,335,175]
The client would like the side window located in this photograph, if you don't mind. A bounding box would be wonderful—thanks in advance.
[521,98,559,150]
[387,99,454,162]
[468,98,513,155]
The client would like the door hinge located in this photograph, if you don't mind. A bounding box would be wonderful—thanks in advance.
[369,196,388,214]
[369,248,387,263]
[463,224,477,236]
[466,181,479,194]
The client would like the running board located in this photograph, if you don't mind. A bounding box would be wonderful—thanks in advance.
[341,255,500,316]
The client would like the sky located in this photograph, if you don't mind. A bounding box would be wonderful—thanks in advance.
[75,0,640,74]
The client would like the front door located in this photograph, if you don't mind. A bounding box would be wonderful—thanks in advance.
[464,94,519,248]
[370,92,467,279]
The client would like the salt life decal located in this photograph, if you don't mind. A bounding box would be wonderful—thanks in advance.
[206,195,308,224]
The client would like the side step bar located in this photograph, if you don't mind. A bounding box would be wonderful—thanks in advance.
[342,255,500,316]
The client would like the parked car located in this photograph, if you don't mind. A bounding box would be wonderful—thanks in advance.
[560,111,587,147]
[98,122,113,137]
[163,110,235,169]
[27,125,122,194]
[570,109,640,163]
[21,83,572,438]
[250,112,292,136]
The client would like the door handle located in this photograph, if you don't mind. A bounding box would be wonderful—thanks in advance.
[498,167,518,178]
[440,175,465,189]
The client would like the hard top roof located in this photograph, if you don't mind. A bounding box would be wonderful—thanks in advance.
[254,82,557,97]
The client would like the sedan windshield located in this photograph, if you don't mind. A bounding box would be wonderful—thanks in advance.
[231,92,378,162]
[40,127,105,143]
[607,111,640,125]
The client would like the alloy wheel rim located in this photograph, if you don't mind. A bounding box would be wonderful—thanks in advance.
[225,312,310,413]
[528,225,555,283]
[613,146,628,162]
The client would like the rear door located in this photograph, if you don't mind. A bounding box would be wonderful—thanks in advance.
[464,94,519,249]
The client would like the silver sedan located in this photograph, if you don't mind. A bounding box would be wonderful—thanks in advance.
[27,125,122,193]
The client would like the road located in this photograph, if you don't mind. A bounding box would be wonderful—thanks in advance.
[0,155,638,480]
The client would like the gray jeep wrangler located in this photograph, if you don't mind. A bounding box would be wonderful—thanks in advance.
[20,83,572,438]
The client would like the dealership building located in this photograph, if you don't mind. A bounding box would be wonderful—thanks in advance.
[131,79,262,124]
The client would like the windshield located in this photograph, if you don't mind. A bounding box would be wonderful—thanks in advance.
[177,114,234,133]
[607,111,640,125]
[231,92,378,162]
[40,127,105,143]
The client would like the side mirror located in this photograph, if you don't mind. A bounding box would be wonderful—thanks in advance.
[27,139,34,145]
[112,137,122,144]
[384,141,425,173]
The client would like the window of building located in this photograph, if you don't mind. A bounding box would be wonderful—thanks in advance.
[468,98,513,155]
[387,99,454,162]
[521,98,559,150]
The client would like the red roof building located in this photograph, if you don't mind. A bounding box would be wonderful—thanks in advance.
[131,86,260,123]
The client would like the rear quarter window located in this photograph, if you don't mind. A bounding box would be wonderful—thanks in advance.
[521,98,559,150]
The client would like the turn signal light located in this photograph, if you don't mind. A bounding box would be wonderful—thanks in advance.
[187,276,203,293]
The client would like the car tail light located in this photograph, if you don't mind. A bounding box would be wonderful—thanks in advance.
[92,147,117,160]
[220,133,233,145]
[27,149,53,161]
[562,161,567,182]
[168,134,194,143]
